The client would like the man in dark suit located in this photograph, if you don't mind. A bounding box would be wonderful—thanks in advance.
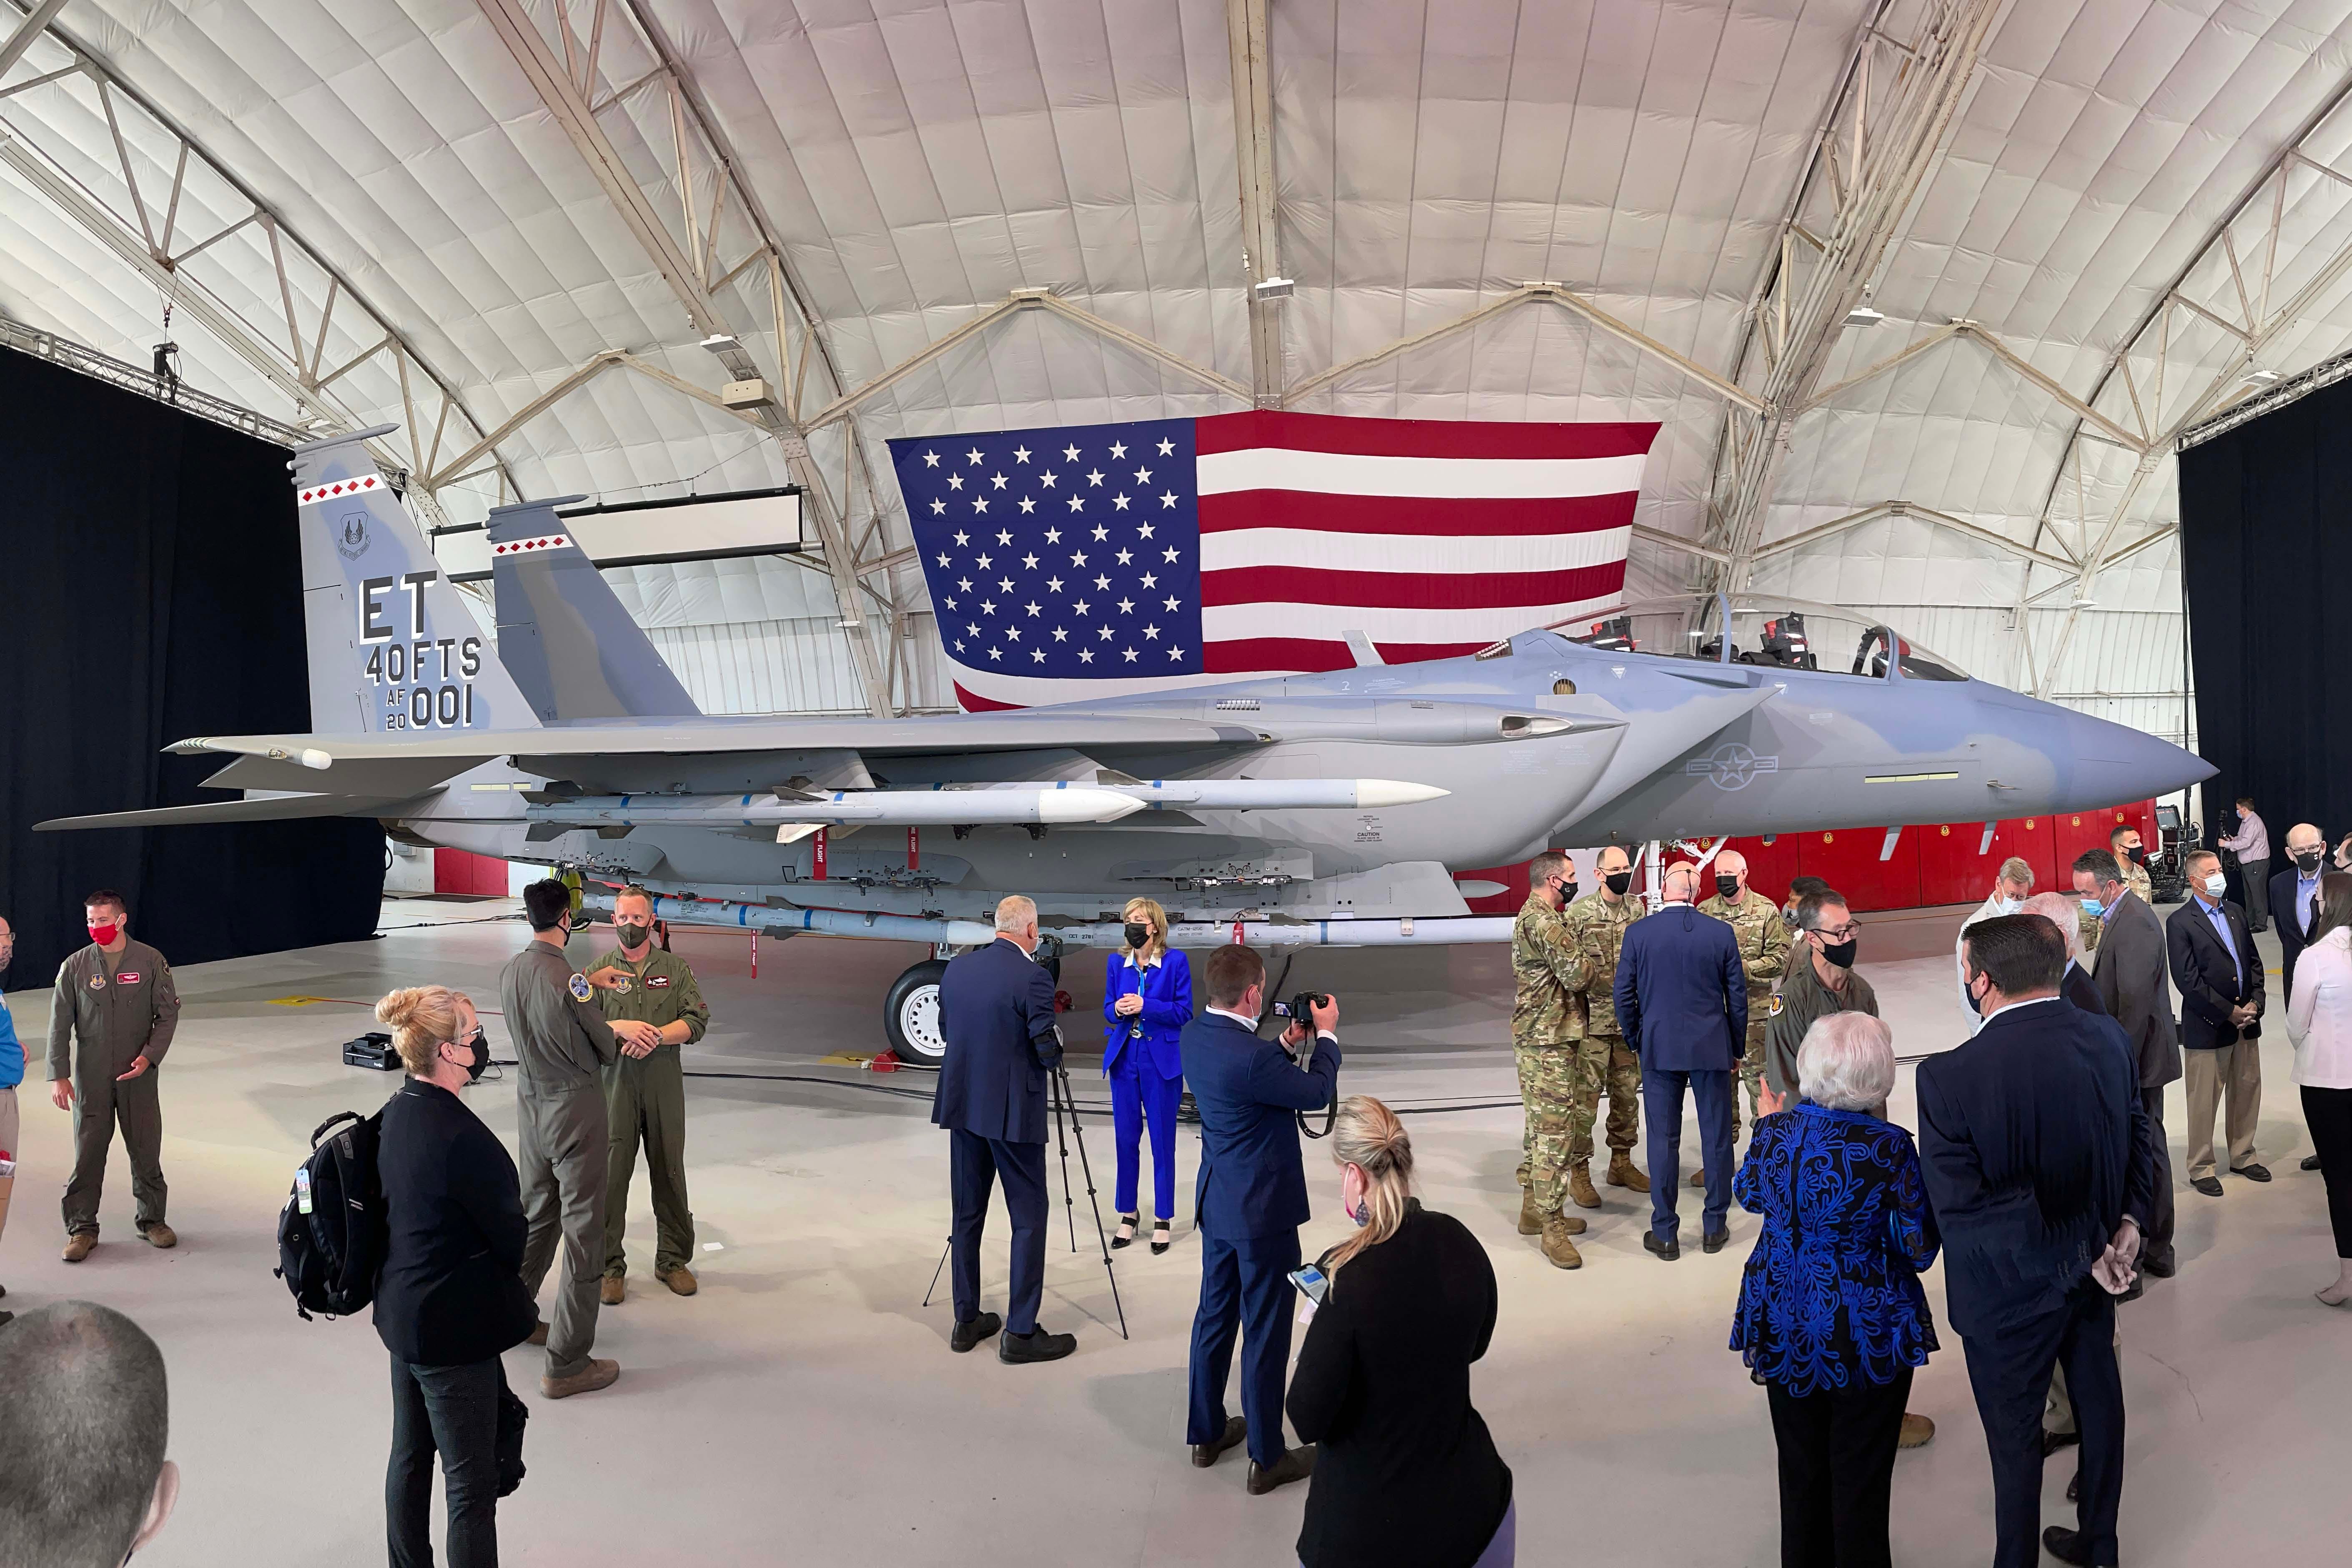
[1180,944,1339,1494]
[931,894,1073,1364]
[1921,915,2160,1568]
[2071,850,2179,1280]
[2021,893,2106,1016]
[2166,849,2269,1198]
[1612,864,1747,1260]
[2272,823,2329,1001]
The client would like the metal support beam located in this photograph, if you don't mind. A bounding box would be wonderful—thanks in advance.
[1226,0,1282,405]
[1630,524,1734,565]
[1751,499,2079,574]
[0,0,65,80]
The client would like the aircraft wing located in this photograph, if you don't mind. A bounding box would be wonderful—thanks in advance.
[161,712,1270,795]
[34,793,409,832]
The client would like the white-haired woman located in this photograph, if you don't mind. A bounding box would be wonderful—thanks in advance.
[1733,1012,1938,1568]
[374,985,537,1568]
[1288,1098,1512,1568]
[1101,896,1192,1253]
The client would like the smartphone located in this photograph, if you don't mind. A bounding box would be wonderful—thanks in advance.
[1286,1264,1329,1306]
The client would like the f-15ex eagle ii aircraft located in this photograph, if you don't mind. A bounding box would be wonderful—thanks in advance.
[41,426,2212,1063]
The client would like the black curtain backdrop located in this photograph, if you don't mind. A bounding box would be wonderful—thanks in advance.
[1,347,382,986]
[2178,372,2352,878]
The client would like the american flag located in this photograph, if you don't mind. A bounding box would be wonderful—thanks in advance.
[888,411,1658,710]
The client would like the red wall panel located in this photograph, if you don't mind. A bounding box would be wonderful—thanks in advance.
[1795,827,1922,913]
[434,848,509,896]
[1918,821,1996,906]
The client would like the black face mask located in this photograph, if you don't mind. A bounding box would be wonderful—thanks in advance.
[1124,921,1150,949]
[1557,880,1578,904]
[616,922,651,950]
[1604,871,1634,897]
[1964,972,1983,1016]
[2295,850,2324,874]
[449,1030,489,1084]
[1715,874,1740,901]
[2125,844,2147,865]
[1817,936,1858,969]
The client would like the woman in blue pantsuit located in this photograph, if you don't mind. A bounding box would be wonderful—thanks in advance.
[1103,896,1191,1254]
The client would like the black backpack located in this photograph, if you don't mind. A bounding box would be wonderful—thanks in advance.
[275,1109,388,1320]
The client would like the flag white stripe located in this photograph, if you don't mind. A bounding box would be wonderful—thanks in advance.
[1200,596,1619,642]
[950,667,1287,706]
[1196,448,1648,499]
[1200,525,1630,575]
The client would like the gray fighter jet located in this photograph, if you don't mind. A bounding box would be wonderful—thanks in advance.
[40,426,2213,1061]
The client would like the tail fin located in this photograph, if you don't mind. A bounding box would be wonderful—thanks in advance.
[293,426,539,733]
[486,497,702,722]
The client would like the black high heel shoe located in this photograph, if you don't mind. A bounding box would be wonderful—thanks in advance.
[1111,1214,1138,1249]
[1151,1220,1173,1255]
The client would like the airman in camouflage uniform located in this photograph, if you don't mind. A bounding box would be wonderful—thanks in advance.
[1695,850,1790,1176]
[2111,825,2154,907]
[1562,846,1647,1199]
[1511,852,1589,1269]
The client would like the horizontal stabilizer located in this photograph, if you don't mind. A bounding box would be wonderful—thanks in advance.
[36,794,401,832]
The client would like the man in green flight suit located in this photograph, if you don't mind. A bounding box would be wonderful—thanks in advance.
[1561,845,1648,1201]
[587,886,711,1304]
[1693,849,1790,1183]
[1511,851,1589,1270]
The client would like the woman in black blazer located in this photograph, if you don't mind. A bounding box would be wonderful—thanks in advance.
[374,985,539,1568]
[1287,1098,1513,1568]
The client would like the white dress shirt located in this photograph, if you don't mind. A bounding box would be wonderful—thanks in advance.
[2288,926,2352,1090]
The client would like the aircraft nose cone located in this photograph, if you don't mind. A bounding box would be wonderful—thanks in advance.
[2062,710,2214,805]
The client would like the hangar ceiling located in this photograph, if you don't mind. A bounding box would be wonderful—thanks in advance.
[5,0,2352,733]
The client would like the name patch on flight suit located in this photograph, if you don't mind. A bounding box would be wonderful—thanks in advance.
[116,971,141,984]
[647,975,671,988]
[569,972,592,1002]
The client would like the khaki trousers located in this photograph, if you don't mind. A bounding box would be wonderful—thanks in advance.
[2183,1041,2261,1180]
[0,1086,17,1257]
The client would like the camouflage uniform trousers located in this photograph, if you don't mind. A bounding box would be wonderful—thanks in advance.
[1514,1036,1577,1215]
[1729,1028,1770,1145]
[1567,1034,1641,1165]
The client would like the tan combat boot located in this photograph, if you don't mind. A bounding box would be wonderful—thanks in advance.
[600,1275,626,1306]
[1539,1215,1583,1270]
[1607,1151,1651,1193]
[658,1265,698,1297]
[1517,1189,1544,1235]
[1567,1162,1602,1210]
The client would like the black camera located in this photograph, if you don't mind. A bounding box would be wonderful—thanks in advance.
[1269,992,1331,1062]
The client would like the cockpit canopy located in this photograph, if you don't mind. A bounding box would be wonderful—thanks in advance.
[1509,595,1969,682]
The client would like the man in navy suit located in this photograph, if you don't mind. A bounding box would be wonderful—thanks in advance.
[2272,822,2329,1001]
[1919,915,2161,1568]
[1612,863,1747,1259]
[1179,944,1339,1495]
[930,895,1073,1364]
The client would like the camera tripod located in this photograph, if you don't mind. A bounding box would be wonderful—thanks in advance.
[923,1061,1129,1341]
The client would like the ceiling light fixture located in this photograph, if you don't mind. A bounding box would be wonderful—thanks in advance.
[2244,366,2281,386]
[1843,304,1885,328]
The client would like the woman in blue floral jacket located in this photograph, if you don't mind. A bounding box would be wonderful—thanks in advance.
[1732,1010,1938,1568]
[1102,896,1191,1254]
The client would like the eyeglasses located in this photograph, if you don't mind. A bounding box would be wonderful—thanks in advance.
[1810,921,1862,941]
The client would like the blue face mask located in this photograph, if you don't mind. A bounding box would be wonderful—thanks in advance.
[2079,896,2105,920]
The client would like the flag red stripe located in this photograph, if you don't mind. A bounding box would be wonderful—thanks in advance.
[1201,637,1491,674]
[1197,489,1636,537]
[1195,410,1660,461]
[1201,561,1623,611]
[952,682,1027,712]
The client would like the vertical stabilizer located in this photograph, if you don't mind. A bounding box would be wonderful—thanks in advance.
[292,426,539,733]
[487,497,702,722]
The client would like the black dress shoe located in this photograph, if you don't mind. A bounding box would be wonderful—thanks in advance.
[1151,1221,1173,1257]
[2232,1162,2272,1182]
[2305,1153,2324,1172]
[2042,1428,2081,1457]
[2065,1471,2081,1503]
[1702,1229,1730,1254]
[1246,1445,1316,1495]
[2142,1253,2176,1279]
[1191,1416,1246,1468]
[950,1312,1002,1354]
[1111,1214,1138,1249]
[998,1325,1077,1364]
[1643,1231,1681,1262]
[2191,1175,2225,1197]
[2044,1523,2091,1563]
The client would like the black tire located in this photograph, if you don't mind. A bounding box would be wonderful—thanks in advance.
[884,959,951,1065]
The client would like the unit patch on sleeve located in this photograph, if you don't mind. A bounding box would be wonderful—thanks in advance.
[569,971,593,1002]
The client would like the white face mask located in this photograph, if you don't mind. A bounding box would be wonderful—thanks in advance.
[2202,873,2227,897]
[1993,896,2022,915]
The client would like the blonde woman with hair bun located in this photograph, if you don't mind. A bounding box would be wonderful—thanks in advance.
[371,983,537,1566]
[1287,1096,1515,1568]
[1102,895,1192,1254]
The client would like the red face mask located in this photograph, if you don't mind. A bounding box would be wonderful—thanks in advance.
[88,922,119,946]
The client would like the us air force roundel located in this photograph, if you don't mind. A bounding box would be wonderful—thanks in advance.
[569,971,593,1003]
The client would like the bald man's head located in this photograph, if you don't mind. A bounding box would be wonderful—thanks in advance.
[1662,864,1700,904]
[2288,823,2325,862]
[0,1302,176,1567]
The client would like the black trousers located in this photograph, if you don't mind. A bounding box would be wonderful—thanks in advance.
[2141,1086,2176,1271]
[2304,1085,2352,1257]
[1766,1365,1913,1568]
[948,1129,1048,1337]
[1961,1280,2123,1568]
[387,1354,504,1568]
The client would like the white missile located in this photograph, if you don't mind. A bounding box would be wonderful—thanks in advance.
[527,786,1147,829]
[1105,778,1449,811]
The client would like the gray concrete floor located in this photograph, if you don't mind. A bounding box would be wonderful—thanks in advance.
[0,899,2344,1565]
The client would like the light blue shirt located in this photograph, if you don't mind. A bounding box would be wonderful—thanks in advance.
[2197,896,2243,989]
[2297,871,2323,933]
[0,991,21,1091]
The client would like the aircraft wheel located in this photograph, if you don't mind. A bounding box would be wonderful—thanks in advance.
[884,959,952,1066]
